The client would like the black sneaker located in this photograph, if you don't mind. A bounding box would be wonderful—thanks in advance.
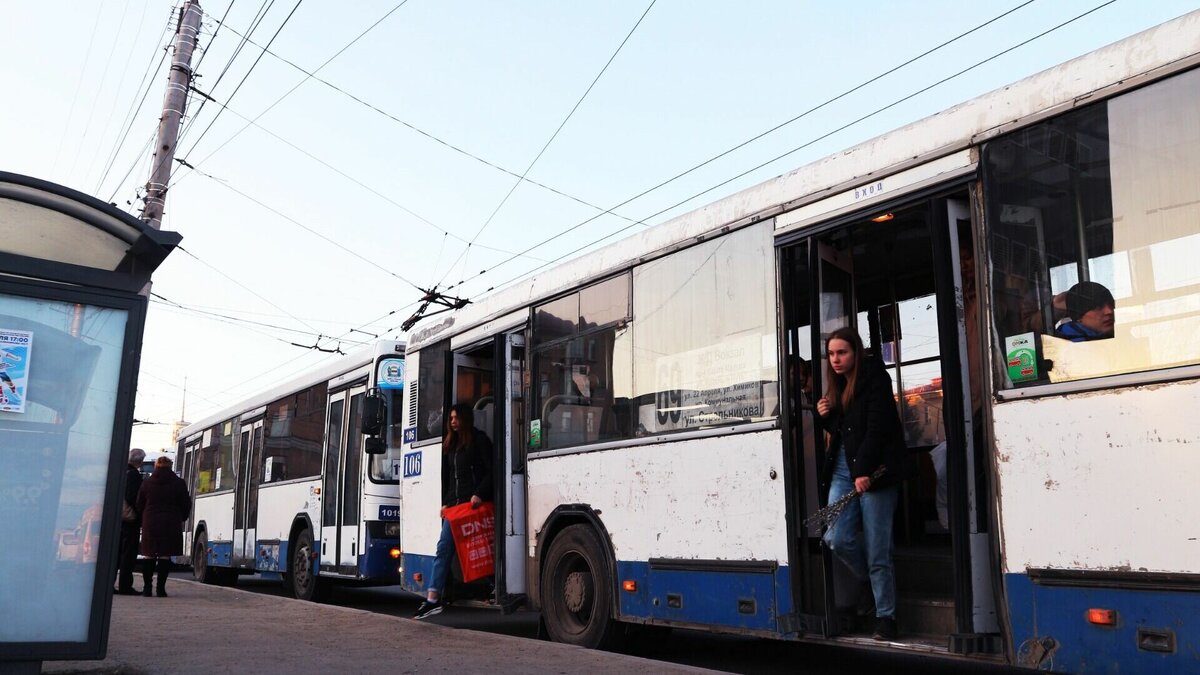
[412,600,443,620]
[873,616,898,641]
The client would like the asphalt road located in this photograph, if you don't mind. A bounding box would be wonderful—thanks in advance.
[228,576,1021,675]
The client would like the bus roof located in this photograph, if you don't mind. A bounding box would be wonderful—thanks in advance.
[406,10,1200,352]
[176,339,405,443]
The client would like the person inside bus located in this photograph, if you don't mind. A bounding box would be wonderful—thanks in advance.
[1053,281,1116,342]
[114,448,145,595]
[413,403,493,620]
[816,327,907,641]
[136,456,191,597]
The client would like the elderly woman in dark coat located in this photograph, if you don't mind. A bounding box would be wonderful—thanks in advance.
[136,456,191,597]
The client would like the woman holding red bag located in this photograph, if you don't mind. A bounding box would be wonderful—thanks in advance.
[413,403,493,620]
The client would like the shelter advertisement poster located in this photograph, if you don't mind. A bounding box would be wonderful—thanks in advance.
[0,329,32,413]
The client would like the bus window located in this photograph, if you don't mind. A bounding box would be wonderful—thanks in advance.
[983,67,1200,388]
[415,339,450,441]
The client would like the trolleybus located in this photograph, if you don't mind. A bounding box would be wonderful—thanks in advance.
[383,12,1200,672]
[177,339,406,599]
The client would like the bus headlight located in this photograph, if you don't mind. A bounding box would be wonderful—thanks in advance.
[384,522,401,538]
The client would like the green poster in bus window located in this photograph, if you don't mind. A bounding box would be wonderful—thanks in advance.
[529,419,541,449]
[1005,332,1038,383]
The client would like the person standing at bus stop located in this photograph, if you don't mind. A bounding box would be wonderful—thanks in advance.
[114,448,145,595]
[816,327,907,641]
[136,456,191,597]
[413,403,493,620]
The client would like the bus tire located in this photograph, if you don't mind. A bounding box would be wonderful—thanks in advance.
[287,528,319,601]
[540,524,623,650]
[192,532,216,584]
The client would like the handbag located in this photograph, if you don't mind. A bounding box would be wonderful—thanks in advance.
[121,501,137,522]
[443,501,496,583]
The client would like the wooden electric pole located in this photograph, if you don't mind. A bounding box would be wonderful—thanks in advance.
[142,0,202,230]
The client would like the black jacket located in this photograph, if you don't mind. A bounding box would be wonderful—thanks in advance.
[137,467,191,556]
[818,356,907,491]
[441,430,494,508]
[123,464,144,527]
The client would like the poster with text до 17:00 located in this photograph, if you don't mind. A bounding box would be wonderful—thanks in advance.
[0,329,33,413]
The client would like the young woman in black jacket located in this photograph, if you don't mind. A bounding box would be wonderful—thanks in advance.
[816,327,907,641]
[413,403,493,619]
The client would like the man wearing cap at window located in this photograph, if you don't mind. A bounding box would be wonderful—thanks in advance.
[114,448,145,595]
[1055,281,1116,342]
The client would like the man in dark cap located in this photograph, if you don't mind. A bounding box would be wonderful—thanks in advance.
[1056,281,1116,342]
[114,448,146,595]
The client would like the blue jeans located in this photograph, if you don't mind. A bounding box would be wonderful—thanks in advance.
[429,517,457,596]
[823,447,899,618]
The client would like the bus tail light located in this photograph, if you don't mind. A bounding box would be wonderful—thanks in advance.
[623,580,637,592]
[1087,608,1117,626]
[413,572,423,584]
[389,547,401,559]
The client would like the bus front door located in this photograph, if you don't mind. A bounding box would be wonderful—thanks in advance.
[320,385,366,576]
[233,418,263,568]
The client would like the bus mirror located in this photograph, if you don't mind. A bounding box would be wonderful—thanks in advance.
[364,437,387,455]
[362,393,386,436]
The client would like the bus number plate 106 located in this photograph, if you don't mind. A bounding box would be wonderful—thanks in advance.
[403,451,422,478]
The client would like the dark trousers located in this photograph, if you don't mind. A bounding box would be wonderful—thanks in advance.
[142,557,171,594]
[116,522,140,591]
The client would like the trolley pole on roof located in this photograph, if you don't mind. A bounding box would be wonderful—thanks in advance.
[142,0,203,230]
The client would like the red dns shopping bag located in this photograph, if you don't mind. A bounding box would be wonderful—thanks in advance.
[443,501,496,583]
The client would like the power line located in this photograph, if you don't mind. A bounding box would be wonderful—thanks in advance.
[65,0,134,185]
[176,0,304,172]
[85,0,153,193]
[95,6,177,196]
[440,0,658,286]
[177,0,277,148]
[195,10,647,229]
[449,0,1115,300]
[175,244,323,335]
[150,292,360,342]
[50,0,110,181]
[185,164,423,290]
[181,89,545,261]
[435,0,1047,293]
[169,0,411,189]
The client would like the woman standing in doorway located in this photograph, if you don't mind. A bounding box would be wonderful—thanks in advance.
[816,326,907,641]
[412,403,493,620]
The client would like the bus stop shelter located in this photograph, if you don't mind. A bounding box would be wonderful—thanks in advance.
[0,172,180,670]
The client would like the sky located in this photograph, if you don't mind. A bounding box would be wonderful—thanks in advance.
[2,0,1197,454]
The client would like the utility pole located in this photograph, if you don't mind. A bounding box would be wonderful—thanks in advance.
[142,0,202,230]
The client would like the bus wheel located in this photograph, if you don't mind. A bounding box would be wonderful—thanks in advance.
[192,532,215,584]
[540,524,623,650]
[288,528,319,601]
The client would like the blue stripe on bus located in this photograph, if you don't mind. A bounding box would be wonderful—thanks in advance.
[206,541,233,567]
[1005,572,1197,673]
[616,561,790,632]
[401,553,434,594]
[361,537,403,581]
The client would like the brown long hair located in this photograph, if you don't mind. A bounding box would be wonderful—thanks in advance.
[442,403,475,453]
[824,326,866,413]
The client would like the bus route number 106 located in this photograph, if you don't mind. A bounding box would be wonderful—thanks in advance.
[402,451,422,478]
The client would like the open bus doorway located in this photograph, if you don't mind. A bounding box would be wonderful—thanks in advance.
[447,332,528,612]
[779,187,1000,652]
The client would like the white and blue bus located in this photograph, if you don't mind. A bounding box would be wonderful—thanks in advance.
[384,12,1200,672]
[177,339,406,600]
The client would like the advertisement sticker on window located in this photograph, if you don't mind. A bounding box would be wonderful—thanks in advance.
[0,329,33,413]
[1005,333,1038,383]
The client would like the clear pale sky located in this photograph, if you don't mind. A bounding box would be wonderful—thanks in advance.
[1,0,1195,453]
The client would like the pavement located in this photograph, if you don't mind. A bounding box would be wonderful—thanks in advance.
[38,579,718,674]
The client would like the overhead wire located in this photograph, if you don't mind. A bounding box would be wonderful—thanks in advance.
[181,91,543,261]
[93,0,170,196]
[438,0,658,286]
[445,0,1114,300]
[173,0,302,167]
[168,0,411,189]
[65,0,134,186]
[187,9,647,228]
[50,0,111,181]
